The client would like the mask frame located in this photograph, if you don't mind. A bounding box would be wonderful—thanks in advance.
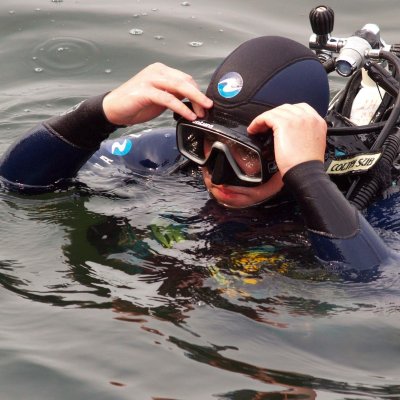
[176,118,277,187]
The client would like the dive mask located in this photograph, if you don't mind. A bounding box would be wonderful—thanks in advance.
[176,118,277,187]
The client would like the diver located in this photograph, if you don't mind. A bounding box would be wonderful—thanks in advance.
[0,35,397,279]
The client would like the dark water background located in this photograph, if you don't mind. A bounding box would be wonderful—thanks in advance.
[1,1,400,399]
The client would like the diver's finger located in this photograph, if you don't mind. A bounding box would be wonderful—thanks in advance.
[247,103,316,134]
[148,88,198,120]
[152,76,212,112]
[247,112,275,134]
[191,102,206,118]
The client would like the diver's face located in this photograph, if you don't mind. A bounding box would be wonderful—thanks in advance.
[201,167,284,208]
[201,131,281,208]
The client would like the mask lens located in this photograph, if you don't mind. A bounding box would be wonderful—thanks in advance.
[230,143,262,178]
[178,125,206,163]
[177,121,273,184]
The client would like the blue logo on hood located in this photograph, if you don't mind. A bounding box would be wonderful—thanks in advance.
[217,72,243,99]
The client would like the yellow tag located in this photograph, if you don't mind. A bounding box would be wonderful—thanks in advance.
[326,152,381,175]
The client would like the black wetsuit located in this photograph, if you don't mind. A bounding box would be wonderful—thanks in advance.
[0,93,395,279]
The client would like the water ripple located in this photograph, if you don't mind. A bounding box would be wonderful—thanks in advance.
[31,37,101,74]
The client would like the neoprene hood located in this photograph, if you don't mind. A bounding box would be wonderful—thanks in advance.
[205,36,330,124]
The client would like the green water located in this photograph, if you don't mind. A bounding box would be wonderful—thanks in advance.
[1,1,400,399]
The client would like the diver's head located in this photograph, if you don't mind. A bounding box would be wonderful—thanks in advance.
[176,35,329,208]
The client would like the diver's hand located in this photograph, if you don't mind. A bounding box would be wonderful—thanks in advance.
[247,103,327,176]
[102,63,213,126]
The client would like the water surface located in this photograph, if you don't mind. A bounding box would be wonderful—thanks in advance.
[1,1,400,399]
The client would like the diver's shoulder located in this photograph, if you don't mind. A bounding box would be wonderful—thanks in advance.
[84,127,189,176]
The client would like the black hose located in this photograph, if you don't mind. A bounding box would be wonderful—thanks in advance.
[346,50,400,209]
[328,121,385,136]
[349,127,400,210]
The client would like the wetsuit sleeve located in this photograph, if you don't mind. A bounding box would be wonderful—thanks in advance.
[283,160,391,278]
[0,93,121,192]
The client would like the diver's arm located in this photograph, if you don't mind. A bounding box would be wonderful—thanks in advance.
[0,63,212,192]
[248,103,392,276]
[0,94,120,192]
[283,160,390,275]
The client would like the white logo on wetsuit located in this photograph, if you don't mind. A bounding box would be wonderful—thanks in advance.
[110,139,132,156]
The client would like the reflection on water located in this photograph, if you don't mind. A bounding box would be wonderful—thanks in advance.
[1,1,400,399]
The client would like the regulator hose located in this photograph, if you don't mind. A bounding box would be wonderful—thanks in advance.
[348,127,400,210]
[346,50,400,209]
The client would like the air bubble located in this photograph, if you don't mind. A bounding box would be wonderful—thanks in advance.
[154,35,164,40]
[34,67,44,73]
[104,69,112,74]
[129,28,144,35]
[51,0,64,3]
[181,1,190,6]
[188,41,203,47]
[9,10,15,15]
